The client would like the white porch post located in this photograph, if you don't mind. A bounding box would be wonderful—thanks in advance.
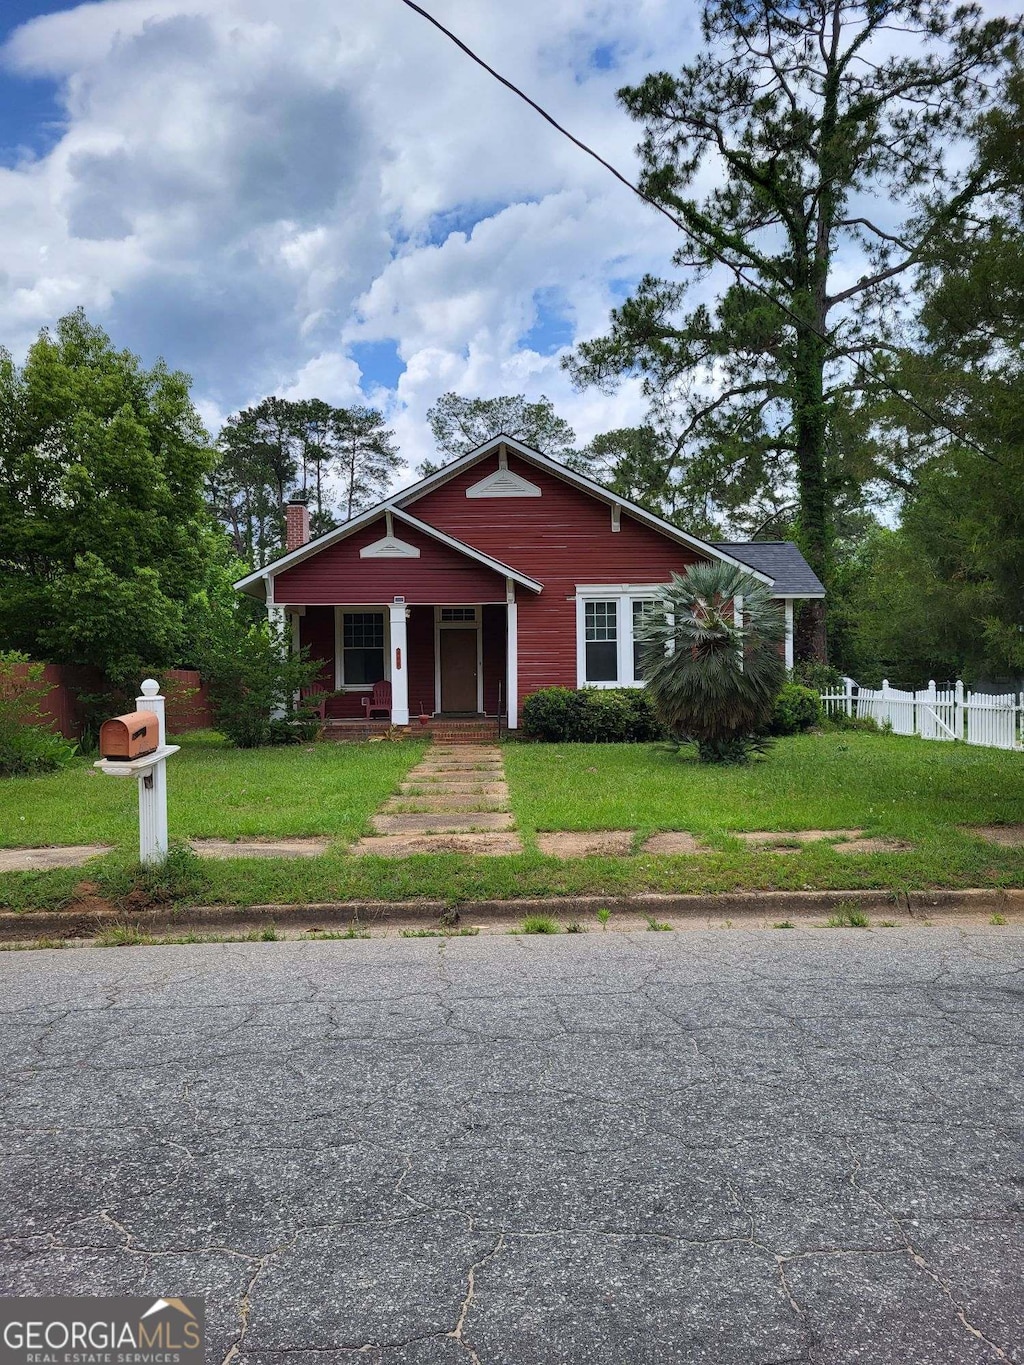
[784,599,795,671]
[266,577,286,719]
[389,601,410,724]
[505,578,518,730]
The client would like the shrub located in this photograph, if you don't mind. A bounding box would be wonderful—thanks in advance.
[521,686,663,743]
[0,652,78,777]
[770,682,823,735]
[198,612,323,748]
[793,661,843,692]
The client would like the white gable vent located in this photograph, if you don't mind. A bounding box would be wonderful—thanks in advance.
[466,447,541,499]
[359,510,421,558]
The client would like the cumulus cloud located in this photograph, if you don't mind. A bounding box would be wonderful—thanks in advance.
[1,0,699,471]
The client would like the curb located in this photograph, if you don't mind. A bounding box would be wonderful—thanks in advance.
[3,887,1023,942]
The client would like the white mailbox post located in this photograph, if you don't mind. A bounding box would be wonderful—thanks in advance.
[94,679,180,865]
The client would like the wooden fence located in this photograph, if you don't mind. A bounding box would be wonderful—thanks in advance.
[14,663,213,741]
[821,678,1024,752]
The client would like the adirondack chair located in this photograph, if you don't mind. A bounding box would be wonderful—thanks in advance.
[362,679,393,721]
[300,689,328,722]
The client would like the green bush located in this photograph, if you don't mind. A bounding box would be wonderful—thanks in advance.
[521,686,664,743]
[770,682,823,735]
[198,612,323,748]
[0,652,78,777]
[793,661,843,692]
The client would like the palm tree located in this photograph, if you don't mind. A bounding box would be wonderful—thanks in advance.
[639,560,785,762]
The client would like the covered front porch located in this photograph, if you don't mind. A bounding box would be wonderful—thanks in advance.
[285,601,518,728]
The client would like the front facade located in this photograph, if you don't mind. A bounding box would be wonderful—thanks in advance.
[235,436,825,728]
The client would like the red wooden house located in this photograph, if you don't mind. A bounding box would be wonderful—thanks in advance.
[235,435,824,733]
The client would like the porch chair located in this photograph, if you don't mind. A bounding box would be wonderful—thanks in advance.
[362,679,393,721]
[300,689,328,723]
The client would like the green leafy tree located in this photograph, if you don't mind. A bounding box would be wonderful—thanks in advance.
[568,425,708,526]
[420,392,577,475]
[841,71,1024,684]
[213,397,302,565]
[565,0,1017,659]
[0,310,218,686]
[640,561,785,761]
[332,405,401,520]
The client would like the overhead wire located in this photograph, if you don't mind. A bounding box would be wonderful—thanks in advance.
[395,0,1000,464]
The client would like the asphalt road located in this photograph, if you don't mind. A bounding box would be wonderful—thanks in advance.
[1,928,1022,1365]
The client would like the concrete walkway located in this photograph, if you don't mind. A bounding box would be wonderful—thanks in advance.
[351,745,524,856]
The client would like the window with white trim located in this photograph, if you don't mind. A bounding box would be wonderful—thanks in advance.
[577,591,664,687]
[584,600,618,682]
[342,612,386,686]
[440,607,478,622]
[631,599,659,680]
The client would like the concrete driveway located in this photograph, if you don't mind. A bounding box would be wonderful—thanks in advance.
[1,928,1022,1364]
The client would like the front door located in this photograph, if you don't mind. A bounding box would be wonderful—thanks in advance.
[439,628,479,712]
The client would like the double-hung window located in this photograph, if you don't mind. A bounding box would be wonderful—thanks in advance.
[341,611,386,687]
[578,591,663,687]
[583,600,618,682]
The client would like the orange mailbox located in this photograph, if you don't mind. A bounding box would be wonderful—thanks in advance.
[99,711,159,761]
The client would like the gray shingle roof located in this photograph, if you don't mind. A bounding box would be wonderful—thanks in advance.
[713,542,825,597]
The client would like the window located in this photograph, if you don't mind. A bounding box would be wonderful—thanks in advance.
[632,600,658,680]
[440,607,477,622]
[577,589,666,687]
[342,612,385,686]
[584,600,618,682]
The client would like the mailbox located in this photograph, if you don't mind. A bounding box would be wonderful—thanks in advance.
[99,710,159,761]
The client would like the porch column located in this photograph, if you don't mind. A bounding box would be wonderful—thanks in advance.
[389,601,410,724]
[266,579,286,718]
[784,599,795,671]
[505,578,518,730]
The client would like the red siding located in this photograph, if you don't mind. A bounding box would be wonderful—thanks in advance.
[275,516,507,605]
[408,454,704,702]
[299,604,440,719]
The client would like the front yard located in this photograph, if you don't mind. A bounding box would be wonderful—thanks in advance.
[0,729,1022,913]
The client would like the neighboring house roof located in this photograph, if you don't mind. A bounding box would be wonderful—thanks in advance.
[235,503,543,599]
[713,542,825,598]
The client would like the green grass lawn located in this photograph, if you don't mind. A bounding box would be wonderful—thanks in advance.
[0,731,427,846]
[0,730,1022,913]
[503,732,1024,839]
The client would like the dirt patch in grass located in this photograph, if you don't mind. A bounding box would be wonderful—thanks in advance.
[968,825,1024,847]
[537,831,635,858]
[641,832,708,855]
[190,838,330,859]
[833,837,914,855]
[0,845,113,872]
[735,829,864,848]
[349,832,524,857]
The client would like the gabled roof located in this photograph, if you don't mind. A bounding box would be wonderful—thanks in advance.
[391,434,775,585]
[234,502,543,599]
[713,542,825,598]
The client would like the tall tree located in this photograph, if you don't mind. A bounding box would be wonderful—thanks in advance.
[842,69,1024,684]
[331,406,401,521]
[421,392,577,475]
[569,425,716,531]
[565,0,1017,658]
[294,398,338,536]
[0,310,221,685]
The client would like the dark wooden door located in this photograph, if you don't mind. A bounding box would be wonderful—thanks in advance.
[440,628,478,712]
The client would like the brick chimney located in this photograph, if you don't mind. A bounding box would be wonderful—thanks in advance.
[285,501,310,551]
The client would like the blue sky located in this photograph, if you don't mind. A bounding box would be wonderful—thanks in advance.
[0,0,698,468]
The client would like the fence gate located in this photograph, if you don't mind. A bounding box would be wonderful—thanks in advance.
[820,679,1023,752]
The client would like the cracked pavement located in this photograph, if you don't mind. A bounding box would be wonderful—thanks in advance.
[1,927,1022,1363]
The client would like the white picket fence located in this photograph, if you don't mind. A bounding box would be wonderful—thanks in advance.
[821,679,1024,752]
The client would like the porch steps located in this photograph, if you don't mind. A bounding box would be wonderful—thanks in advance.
[320,718,500,744]
[352,744,523,855]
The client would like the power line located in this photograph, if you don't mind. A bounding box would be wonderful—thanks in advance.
[395,0,999,465]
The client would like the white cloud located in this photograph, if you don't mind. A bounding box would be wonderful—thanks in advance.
[0,0,698,481]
